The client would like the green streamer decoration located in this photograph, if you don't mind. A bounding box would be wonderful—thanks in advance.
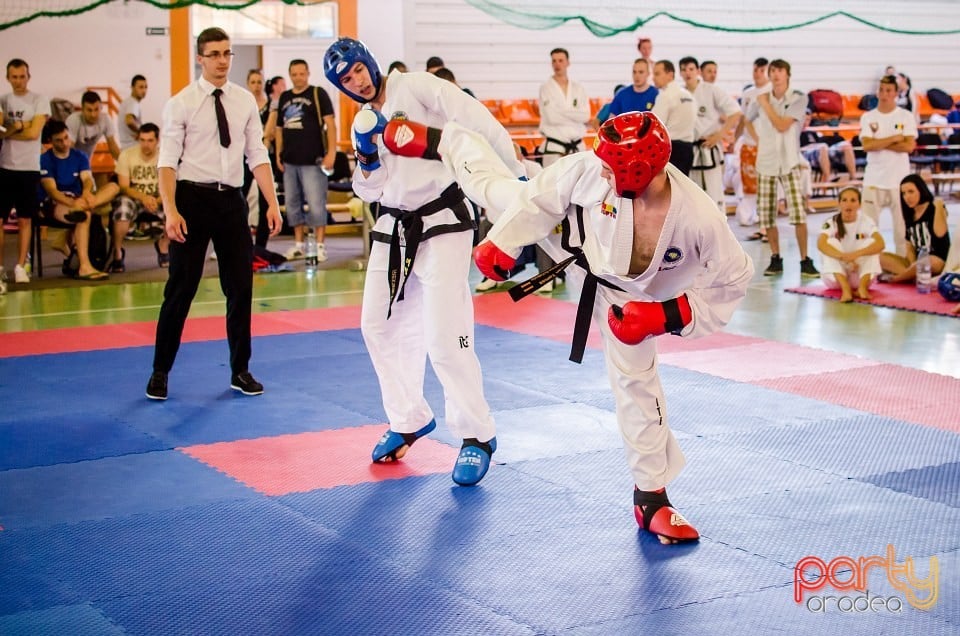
[0,0,319,32]
[464,0,960,36]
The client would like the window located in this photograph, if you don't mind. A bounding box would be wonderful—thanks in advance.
[191,0,337,40]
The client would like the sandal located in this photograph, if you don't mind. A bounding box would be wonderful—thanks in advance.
[75,270,109,280]
[371,419,436,462]
[745,231,765,241]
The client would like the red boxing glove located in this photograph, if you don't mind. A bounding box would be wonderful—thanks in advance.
[382,118,442,161]
[473,240,517,282]
[607,295,692,345]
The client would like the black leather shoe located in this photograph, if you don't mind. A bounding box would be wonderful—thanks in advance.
[230,371,264,396]
[146,371,168,400]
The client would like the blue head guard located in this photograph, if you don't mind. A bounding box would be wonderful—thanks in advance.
[937,272,960,301]
[324,37,383,104]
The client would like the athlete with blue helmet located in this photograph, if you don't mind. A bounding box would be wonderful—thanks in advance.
[323,37,525,487]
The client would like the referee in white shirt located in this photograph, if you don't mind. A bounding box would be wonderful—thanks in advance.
[146,27,281,401]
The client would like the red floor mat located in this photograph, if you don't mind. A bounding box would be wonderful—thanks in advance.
[785,282,959,317]
[180,425,459,496]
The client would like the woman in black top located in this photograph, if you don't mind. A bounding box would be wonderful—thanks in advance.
[879,173,951,282]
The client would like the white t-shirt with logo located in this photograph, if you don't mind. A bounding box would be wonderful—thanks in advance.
[115,145,159,197]
[0,91,50,171]
[860,107,918,189]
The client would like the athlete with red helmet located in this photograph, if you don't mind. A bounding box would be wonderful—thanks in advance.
[382,111,754,543]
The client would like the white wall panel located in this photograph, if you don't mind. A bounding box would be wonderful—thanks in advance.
[402,0,960,100]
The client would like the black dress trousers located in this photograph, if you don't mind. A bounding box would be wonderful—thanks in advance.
[152,182,253,375]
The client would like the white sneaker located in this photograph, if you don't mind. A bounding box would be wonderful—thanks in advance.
[475,277,499,292]
[14,264,30,283]
[535,279,555,294]
[316,243,328,263]
[285,243,305,260]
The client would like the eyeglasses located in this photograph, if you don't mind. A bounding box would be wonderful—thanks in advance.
[201,51,235,60]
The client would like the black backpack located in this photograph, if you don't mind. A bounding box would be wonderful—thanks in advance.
[62,218,110,277]
[927,88,954,111]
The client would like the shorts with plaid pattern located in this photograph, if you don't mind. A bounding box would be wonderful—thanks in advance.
[757,167,806,229]
[113,195,164,223]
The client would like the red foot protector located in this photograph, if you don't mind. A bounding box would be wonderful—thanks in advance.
[382,118,442,160]
[633,487,699,543]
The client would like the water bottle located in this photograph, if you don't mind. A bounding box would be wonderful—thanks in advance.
[305,233,318,274]
[916,245,932,294]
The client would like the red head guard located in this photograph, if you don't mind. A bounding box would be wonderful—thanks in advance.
[593,111,671,198]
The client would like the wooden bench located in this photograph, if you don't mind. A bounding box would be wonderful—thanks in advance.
[931,173,960,196]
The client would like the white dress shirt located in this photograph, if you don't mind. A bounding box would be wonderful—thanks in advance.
[158,76,269,187]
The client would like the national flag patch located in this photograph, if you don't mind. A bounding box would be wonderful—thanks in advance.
[601,202,617,218]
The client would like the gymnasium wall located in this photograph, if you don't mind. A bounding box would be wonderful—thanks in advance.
[2,0,958,128]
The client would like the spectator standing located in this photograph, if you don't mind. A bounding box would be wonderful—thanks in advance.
[745,59,818,278]
[117,75,148,150]
[275,59,337,262]
[608,58,659,118]
[242,69,274,249]
[860,74,917,256]
[537,47,590,166]
[679,56,741,211]
[651,60,696,175]
[0,58,49,285]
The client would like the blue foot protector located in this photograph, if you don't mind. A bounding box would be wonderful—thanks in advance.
[451,437,497,486]
[371,419,436,462]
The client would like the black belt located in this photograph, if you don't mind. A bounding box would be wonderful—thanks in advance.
[505,207,623,363]
[379,183,468,318]
[179,180,240,193]
[543,136,583,156]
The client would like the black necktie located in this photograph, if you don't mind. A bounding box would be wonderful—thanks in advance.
[212,88,230,148]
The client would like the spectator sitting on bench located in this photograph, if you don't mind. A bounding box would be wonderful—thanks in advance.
[800,111,857,182]
[65,90,121,161]
[111,122,167,272]
[39,120,117,279]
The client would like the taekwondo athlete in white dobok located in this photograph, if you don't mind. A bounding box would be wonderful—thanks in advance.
[380,111,754,542]
[323,37,525,487]
[538,48,591,167]
[816,187,885,303]
[679,58,742,211]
